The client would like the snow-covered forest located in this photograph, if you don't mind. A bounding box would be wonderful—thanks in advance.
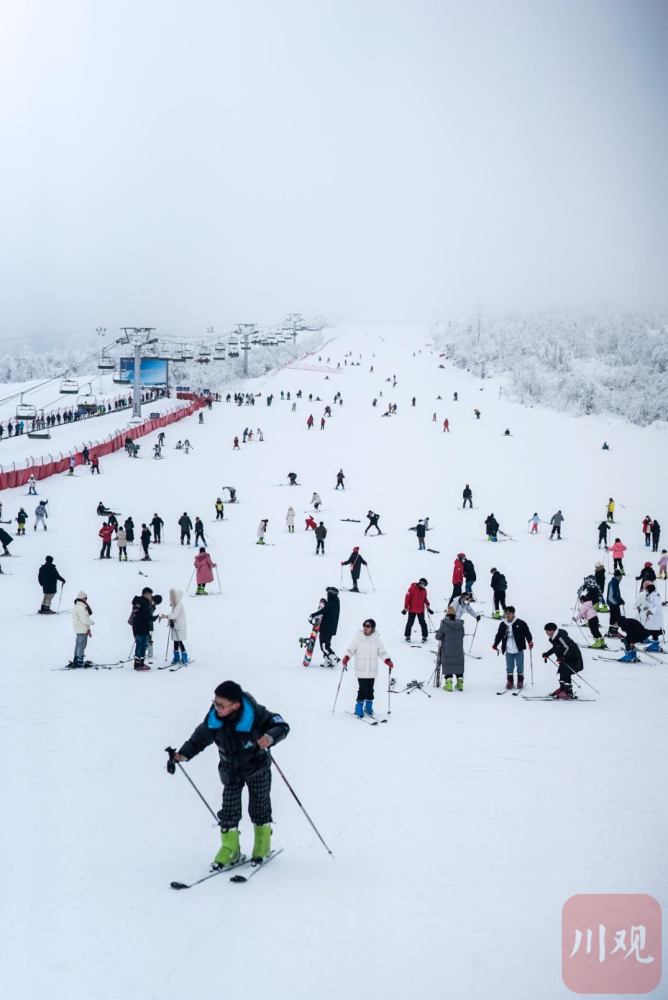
[436,310,668,426]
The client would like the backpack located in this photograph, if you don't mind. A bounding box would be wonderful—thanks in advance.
[497,573,507,591]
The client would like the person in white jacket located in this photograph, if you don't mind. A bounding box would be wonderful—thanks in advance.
[164,587,188,664]
[286,507,295,533]
[342,619,394,719]
[71,591,94,668]
[637,584,664,643]
[451,593,480,622]
[311,493,322,511]
[257,519,268,545]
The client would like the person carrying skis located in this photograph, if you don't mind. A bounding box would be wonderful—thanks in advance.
[463,556,476,595]
[415,519,426,550]
[311,492,322,511]
[611,538,627,573]
[462,485,473,509]
[305,514,317,531]
[435,605,465,691]
[34,500,48,531]
[194,547,217,594]
[342,619,393,718]
[636,562,656,592]
[606,571,625,635]
[490,568,507,618]
[341,547,367,592]
[27,474,37,495]
[286,507,295,533]
[257,519,269,544]
[485,513,499,541]
[642,516,652,547]
[637,584,663,643]
[16,507,27,535]
[573,595,604,648]
[140,524,151,561]
[115,525,128,561]
[364,511,382,536]
[607,498,615,522]
[403,578,431,642]
[492,606,533,689]
[179,513,193,546]
[124,516,135,544]
[335,470,345,490]
[151,513,164,544]
[194,517,207,547]
[130,587,158,670]
[215,498,224,520]
[170,680,289,868]
[315,522,327,555]
[99,521,114,559]
[312,586,340,665]
[165,588,188,664]
[597,519,611,549]
[38,555,65,614]
[650,519,661,552]
[528,513,541,533]
[71,591,93,667]
[549,510,564,540]
[541,624,583,699]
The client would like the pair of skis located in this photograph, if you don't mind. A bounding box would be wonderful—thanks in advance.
[345,711,387,726]
[171,849,283,890]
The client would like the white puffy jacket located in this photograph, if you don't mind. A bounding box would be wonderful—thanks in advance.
[286,508,295,527]
[168,588,187,641]
[344,629,389,679]
[638,590,663,632]
[72,593,94,634]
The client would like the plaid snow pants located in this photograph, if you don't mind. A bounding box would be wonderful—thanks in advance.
[217,768,272,829]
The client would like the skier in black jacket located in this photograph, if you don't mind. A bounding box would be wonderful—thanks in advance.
[462,485,472,508]
[490,568,507,617]
[364,511,382,536]
[178,513,193,545]
[463,557,476,594]
[130,588,158,669]
[150,513,164,544]
[485,514,499,540]
[172,680,289,868]
[492,607,533,689]
[341,548,367,592]
[541,624,583,699]
[312,586,340,664]
[415,519,426,550]
[597,520,610,549]
[124,516,135,544]
[37,555,65,614]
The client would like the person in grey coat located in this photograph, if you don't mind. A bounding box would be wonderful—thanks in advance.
[435,606,465,692]
[550,510,565,540]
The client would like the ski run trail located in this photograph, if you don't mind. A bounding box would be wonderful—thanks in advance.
[2,322,666,1000]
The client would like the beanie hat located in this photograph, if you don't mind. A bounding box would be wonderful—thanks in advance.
[353,546,359,551]
[594,562,604,569]
[418,578,428,586]
[645,562,652,567]
[457,552,465,559]
[446,605,456,618]
[215,680,244,703]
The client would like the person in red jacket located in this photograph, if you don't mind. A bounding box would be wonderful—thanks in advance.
[98,521,115,559]
[403,578,431,642]
[90,454,100,474]
[450,553,465,601]
[233,437,240,450]
[307,415,314,430]
[642,516,652,548]
[305,515,317,531]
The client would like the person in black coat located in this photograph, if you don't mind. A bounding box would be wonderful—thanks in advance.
[130,588,158,669]
[490,568,507,616]
[636,562,656,588]
[37,555,66,613]
[485,514,499,540]
[312,587,341,663]
[415,519,426,550]
[172,680,289,867]
[650,519,661,552]
[492,606,532,689]
[597,520,610,549]
[124,516,135,544]
[541,624,583,698]
[341,548,367,592]
[462,485,472,508]
[150,513,164,544]
[463,558,476,594]
[140,524,151,561]
[616,616,650,655]
[178,513,193,545]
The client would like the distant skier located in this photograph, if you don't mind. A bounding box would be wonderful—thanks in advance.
[124,516,135,544]
[528,513,541,533]
[315,522,327,555]
[194,548,217,594]
[312,586,340,665]
[194,517,207,547]
[320,417,325,430]
[453,392,458,401]
[597,520,611,549]
[307,415,314,430]
[335,470,345,490]
[215,498,224,520]
[658,550,667,580]
[342,619,392,718]
[462,485,473,509]
[341,547,367,592]
[607,498,615,522]
[492,607,533,689]
[415,519,426,550]
[151,513,164,544]
[642,516,652,548]
[71,591,93,667]
[435,606,465,691]
[549,510,564,540]
[443,418,449,432]
[90,455,100,474]
[402,578,431,642]
[38,555,65,614]
[179,513,193,546]
[611,538,627,573]
[305,515,317,531]
[16,507,27,535]
[364,511,382,536]
[140,524,151,561]
[27,474,37,495]
[68,456,76,476]
[99,521,114,559]
[651,519,661,552]
[490,568,507,618]
[541,625,583,699]
[286,506,295,533]
[311,492,322,511]
[474,409,481,419]
[257,519,269,545]
[463,556,476,595]
[169,679,289,867]
[116,526,128,561]
[288,473,298,485]
[451,553,465,601]
[233,437,240,450]
[34,500,48,531]
[485,513,499,541]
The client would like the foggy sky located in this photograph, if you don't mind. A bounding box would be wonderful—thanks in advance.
[0,0,666,343]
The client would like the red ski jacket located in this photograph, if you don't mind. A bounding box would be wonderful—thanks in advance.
[404,582,430,613]
[99,524,115,543]
[452,559,464,585]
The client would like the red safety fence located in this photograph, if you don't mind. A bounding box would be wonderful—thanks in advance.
[0,396,207,492]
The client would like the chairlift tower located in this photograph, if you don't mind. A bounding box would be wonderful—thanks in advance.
[120,327,157,418]
[238,324,256,376]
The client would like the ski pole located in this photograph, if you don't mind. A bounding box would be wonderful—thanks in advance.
[165,626,172,664]
[215,565,222,595]
[468,618,479,654]
[529,647,534,686]
[331,662,346,714]
[165,747,220,825]
[387,667,394,715]
[547,656,600,695]
[340,565,343,590]
[269,753,335,859]
[57,582,64,614]
[366,565,375,591]
[185,568,195,594]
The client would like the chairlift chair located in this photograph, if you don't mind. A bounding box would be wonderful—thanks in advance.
[16,394,37,420]
[59,378,79,394]
[98,355,115,371]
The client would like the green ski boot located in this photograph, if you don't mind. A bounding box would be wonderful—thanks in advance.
[252,824,272,865]
[590,637,606,649]
[213,828,241,868]
[444,677,453,692]
[456,677,464,692]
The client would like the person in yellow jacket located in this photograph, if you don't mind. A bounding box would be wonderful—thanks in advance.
[607,498,615,523]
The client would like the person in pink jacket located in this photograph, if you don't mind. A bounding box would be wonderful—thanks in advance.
[573,596,604,647]
[194,547,217,595]
[658,550,668,580]
[610,538,627,574]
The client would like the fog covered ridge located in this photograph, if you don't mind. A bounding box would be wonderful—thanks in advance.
[439,311,668,427]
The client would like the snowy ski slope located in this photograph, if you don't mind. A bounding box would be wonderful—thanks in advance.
[1,322,666,1000]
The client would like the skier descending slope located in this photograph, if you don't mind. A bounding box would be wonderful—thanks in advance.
[342,619,393,718]
[403,578,431,642]
[549,510,565,540]
[341,547,367,592]
[541,625,583,699]
[170,681,289,869]
[435,606,465,691]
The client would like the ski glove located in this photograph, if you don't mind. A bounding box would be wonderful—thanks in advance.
[528,642,533,649]
[401,608,407,615]
[476,615,481,622]
[384,659,393,669]
[492,646,498,653]
[342,656,350,667]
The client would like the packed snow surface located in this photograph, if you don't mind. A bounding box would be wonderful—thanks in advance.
[1,323,666,1000]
